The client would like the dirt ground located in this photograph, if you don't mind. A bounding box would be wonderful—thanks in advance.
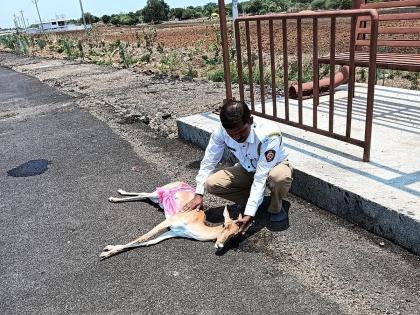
[0,52,230,138]
[2,17,418,90]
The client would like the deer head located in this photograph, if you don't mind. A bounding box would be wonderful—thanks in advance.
[214,205,242,250]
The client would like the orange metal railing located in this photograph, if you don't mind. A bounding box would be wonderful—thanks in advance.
[218,4,379,161]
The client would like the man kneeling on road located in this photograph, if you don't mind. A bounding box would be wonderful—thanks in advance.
[183,101,293,235]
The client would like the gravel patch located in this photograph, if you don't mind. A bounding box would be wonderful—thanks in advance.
[0,52,233,139]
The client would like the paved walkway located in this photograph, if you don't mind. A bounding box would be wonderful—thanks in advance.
[178,83,420,255]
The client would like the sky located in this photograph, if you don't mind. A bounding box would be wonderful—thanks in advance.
[0,0,221,29]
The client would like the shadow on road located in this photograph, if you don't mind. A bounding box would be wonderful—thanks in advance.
[205,198,291,256]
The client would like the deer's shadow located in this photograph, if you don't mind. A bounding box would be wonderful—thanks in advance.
[205,197,290,256]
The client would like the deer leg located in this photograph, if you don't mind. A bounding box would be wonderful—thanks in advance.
[129,230,178,247]
[117,189,150,196]
[100,218,174,259]
[108,191,158,203]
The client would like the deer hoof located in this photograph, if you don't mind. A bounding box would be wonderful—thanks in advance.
[117,189,127,195]
[100,250,114,259]
[103,245,114,251]
[108,197,118,203]
[100,245,115,259]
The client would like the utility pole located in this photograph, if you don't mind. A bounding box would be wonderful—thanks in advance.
[13,14,21,29]
[32,0,44,33]
[78,0,87,31]
[232,0,238,49]
[13,15,19,34]
[20,10,27,32]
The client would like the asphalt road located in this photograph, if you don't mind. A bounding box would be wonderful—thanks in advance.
[1,66,419,314]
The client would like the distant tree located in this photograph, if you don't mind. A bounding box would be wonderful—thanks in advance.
[128,11,139,23]
[82,12,100,24]
[327,0,352,9]
[310,0,327,9]
[172,8,184,20]
[142,0,170,23]
[182,8,195,20]
[274,0,291,11]
[107,13,138,26]
[203,2,218,17]
[101,14,111,24]
[110,14,120,25]
[193,5,204,14]
[245,0,264,14]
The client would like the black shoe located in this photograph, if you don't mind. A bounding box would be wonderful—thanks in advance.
[270,209,288,222]
[269,200,291,222]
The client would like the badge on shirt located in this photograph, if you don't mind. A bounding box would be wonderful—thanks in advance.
[265,149,276,162]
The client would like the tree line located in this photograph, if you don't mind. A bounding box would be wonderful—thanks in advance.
[76,0,352,26]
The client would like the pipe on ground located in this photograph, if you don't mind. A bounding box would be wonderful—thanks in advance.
[289,66,349,99]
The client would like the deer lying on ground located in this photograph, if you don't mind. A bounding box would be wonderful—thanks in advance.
[100,182,241,259]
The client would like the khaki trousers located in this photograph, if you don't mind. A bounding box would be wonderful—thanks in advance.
[205,161,293,214]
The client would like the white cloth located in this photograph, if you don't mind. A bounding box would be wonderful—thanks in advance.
[195,121,288,217]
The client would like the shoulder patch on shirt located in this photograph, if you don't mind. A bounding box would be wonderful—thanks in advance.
[265,149,276,162]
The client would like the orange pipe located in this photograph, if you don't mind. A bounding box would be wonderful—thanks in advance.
[289,66,349,99]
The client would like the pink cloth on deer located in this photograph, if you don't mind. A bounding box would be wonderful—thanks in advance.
[156,183,195,217]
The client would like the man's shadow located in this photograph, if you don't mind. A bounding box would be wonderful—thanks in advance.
[205,197,290,255]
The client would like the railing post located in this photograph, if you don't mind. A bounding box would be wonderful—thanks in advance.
[235,20,244,102]
[218,0,233,103]
[363,15,378,162]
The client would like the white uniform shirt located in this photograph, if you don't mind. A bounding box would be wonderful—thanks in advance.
[195,121,288,217]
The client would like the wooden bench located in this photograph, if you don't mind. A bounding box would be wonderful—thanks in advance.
[319,0,420,72]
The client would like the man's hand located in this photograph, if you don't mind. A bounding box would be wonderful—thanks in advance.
[183,194,204,212]
[235,215,254,235]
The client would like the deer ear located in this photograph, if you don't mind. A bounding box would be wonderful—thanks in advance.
[223,205,231,222]
[238,212,243,220]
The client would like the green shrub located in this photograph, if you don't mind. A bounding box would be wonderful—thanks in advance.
[206,67,225,82]
[183,66,198,78]
[144,27,157,53]
[135,32,142,48]
[311,0,327,10]
[156,42,164,54]
[77,40,85,61]
[58,37,78,60]
[140,52,151,63]
[159,51,181,74]
[358,68,367,83]
[35,38,47,50]
[16,35,29,55]
[0,35,17,50]
[118,42,134,68]
[404,72,419,90]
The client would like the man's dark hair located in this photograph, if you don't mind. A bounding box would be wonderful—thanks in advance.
[220,101,251,129]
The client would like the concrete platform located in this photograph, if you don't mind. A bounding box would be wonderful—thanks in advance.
[177,83,420,255]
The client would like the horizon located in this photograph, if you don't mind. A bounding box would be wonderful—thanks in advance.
[1,0,223,29]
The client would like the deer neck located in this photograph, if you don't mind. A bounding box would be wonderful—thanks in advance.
[197,224,224,240]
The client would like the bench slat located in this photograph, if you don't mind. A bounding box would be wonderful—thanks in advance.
[356,39,420,47]
[319,52,420,71]
[358,12,420,22]
[330,52,420,63]
[361,0,420,9]
[357,27,420,34]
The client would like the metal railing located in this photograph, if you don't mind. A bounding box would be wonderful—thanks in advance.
[220,8,379,161]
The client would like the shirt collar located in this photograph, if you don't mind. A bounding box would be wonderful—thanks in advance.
[245,123,256,144]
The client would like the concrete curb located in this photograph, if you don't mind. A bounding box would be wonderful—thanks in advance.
[177,113,420,256]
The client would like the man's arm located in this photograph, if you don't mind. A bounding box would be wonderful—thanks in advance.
[237,136,284,234]
[244,136,284,217]
[183,124,226,211]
